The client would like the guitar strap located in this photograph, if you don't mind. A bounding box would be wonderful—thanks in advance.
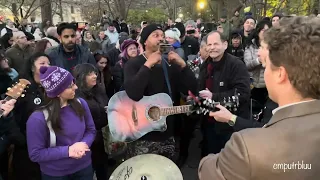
[161,57,173,100]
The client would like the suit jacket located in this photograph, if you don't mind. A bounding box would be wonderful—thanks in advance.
[199,100,320,180]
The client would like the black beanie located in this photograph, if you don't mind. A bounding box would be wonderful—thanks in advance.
[139,24,163,45]
[173,22,185,38]
[244,15,256,23]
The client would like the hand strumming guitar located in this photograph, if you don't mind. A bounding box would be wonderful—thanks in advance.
[0,99,16,117]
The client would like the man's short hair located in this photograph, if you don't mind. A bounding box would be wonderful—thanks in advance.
[203,31,228,43]
[200,38,207,48]
[57,23,77,36]
[264,16,320,99]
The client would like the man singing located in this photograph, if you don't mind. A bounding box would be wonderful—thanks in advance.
[123,24,197,160]
[199,16,320,180]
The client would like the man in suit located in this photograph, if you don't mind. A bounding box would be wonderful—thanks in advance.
[199,16,320,180]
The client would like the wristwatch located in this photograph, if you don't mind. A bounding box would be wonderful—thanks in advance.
[228,115,237,126]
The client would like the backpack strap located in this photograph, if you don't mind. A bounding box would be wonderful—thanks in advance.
[43,109,56,147]
[44,98,82,147]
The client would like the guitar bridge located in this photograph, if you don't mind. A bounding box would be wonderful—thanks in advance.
[132,104,138,126]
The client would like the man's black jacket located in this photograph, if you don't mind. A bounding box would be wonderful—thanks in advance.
[198,52,251,133]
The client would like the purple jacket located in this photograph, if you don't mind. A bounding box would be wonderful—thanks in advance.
[26,98,96,176]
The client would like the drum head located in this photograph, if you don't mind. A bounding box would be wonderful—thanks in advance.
[109,154,183,180]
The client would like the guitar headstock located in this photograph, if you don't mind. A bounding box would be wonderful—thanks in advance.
[5,79,31,99]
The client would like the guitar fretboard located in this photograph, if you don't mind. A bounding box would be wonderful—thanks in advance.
[160,105,193,116]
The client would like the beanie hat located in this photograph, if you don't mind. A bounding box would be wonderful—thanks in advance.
[120,39,139,52]
[165,28,181,42]
[173,22,186,38]
[40,66,74,98]
[139,24,163,46]
[244,16,256,23]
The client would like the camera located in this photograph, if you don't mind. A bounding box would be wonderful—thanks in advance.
[159,43,173,54]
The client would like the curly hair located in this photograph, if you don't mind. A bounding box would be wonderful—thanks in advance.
[264,16,320,99]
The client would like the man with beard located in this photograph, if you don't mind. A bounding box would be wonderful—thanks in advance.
[198,31,250,157]
[46,23,95,72]
[123,24,197,160]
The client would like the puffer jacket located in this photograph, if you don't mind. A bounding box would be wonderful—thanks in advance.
[244,43,265,88]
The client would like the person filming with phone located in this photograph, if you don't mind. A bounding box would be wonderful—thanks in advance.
[123,24,197,160]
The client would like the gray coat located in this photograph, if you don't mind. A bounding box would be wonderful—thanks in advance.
[244,44,265,88]
[96,37,112,53]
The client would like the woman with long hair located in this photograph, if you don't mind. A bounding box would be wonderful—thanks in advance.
[73,63,109,180]
[244,20,272,105]
[112,39,139,92]
[0,32,14,50]
[26,66,96,179]
[94,51,114,97]
[0,50,18,94]
[12,52,50,180]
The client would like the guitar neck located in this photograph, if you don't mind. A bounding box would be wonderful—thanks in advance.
[160,105,194,116]
[0,96,13,118]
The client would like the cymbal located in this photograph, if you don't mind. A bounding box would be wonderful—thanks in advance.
[109,154,183,180]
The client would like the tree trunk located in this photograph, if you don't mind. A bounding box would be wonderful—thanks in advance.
[263,0,267,17]
[118,0,126,20]
[41,0,53,23]
[59,0,63,21]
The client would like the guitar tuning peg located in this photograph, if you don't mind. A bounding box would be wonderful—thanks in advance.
[21,94,25,98]
[7,87,11,90]
[204,110,208,115]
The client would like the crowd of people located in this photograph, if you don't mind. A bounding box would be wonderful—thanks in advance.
[0,9,319,180]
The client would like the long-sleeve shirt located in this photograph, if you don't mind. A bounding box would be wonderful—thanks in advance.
[124,55,198,141]
[26,98,96,176]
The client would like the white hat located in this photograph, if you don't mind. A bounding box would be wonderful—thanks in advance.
[165,28,181,42]
[33,33,42,42]
[175,18,182,23]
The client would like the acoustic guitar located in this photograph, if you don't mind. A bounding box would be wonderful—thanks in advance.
[107,91,239,142]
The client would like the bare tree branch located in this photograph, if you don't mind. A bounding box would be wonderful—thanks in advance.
[104,0,115,19]
[24,0,37,18]
[18,0,26,14]
[125,0,134,19]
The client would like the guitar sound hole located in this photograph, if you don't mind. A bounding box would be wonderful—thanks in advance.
[148,106,161,121]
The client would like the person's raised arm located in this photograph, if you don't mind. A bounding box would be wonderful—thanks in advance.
[124,52,161,101]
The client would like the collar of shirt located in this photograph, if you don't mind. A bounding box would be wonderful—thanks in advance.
[272,99,316,115]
